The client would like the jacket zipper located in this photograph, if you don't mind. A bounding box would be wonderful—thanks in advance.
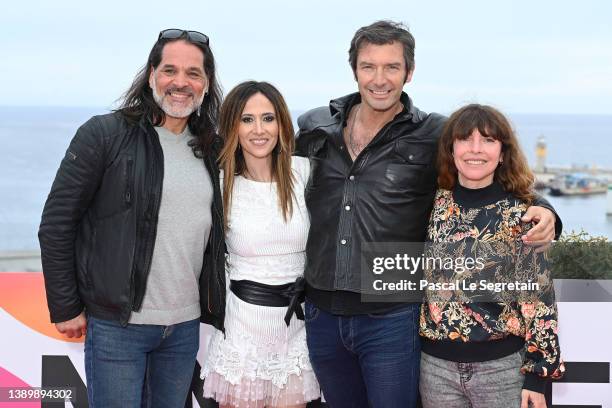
[125,158,133,205]
[129,123,164,315]
[208,154,225,318]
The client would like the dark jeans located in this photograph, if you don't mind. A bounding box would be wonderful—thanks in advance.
[304,300,421,408]
[84,316,199,408]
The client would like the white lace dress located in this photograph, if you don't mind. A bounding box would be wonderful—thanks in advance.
[201,157,319,407]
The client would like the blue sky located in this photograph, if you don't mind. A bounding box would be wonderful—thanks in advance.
[3,0,612,114]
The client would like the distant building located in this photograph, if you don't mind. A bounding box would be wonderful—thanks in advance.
[535,135,547,173]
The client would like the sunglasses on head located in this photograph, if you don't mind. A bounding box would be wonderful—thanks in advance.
[158,29,209,46]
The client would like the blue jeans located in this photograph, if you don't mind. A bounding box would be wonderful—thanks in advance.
[84,316,199,408]
[304,300,421,408]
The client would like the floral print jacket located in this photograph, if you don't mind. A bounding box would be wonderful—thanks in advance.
[420,186,564,392]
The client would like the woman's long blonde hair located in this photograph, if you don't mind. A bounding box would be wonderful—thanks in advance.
[218,81,296,230]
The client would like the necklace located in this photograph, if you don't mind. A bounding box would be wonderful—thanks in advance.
[347,104,362,158]
[347,102,404,158]
[243,168,272,183]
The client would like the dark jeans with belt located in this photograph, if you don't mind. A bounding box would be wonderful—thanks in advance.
[304,299,421,408]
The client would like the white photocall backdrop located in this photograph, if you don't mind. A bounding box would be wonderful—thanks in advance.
[1,286,611,407]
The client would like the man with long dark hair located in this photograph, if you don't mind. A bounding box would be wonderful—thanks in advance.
[39,29,226,407]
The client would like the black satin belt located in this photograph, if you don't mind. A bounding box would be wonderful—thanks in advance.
[230,277,305,326]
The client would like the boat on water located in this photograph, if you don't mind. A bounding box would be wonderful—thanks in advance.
[549,173,609,196]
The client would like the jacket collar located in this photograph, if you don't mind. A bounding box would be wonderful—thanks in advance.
[138,113,157,134]
[328,91,426,124]
[137,114,221,159]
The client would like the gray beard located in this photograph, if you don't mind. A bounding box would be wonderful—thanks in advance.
[151,76,205,119]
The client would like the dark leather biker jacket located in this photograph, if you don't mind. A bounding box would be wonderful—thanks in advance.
[39,112,226,329]
[295,92,446,292]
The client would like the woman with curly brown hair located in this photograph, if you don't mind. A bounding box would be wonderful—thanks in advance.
[419,104,564,408]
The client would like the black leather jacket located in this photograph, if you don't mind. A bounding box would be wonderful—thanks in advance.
[296,92,561,294]
[39,112,226,329]
[296,92,446,292]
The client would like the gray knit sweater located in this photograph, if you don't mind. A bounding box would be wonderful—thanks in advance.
[129,126,213,325]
